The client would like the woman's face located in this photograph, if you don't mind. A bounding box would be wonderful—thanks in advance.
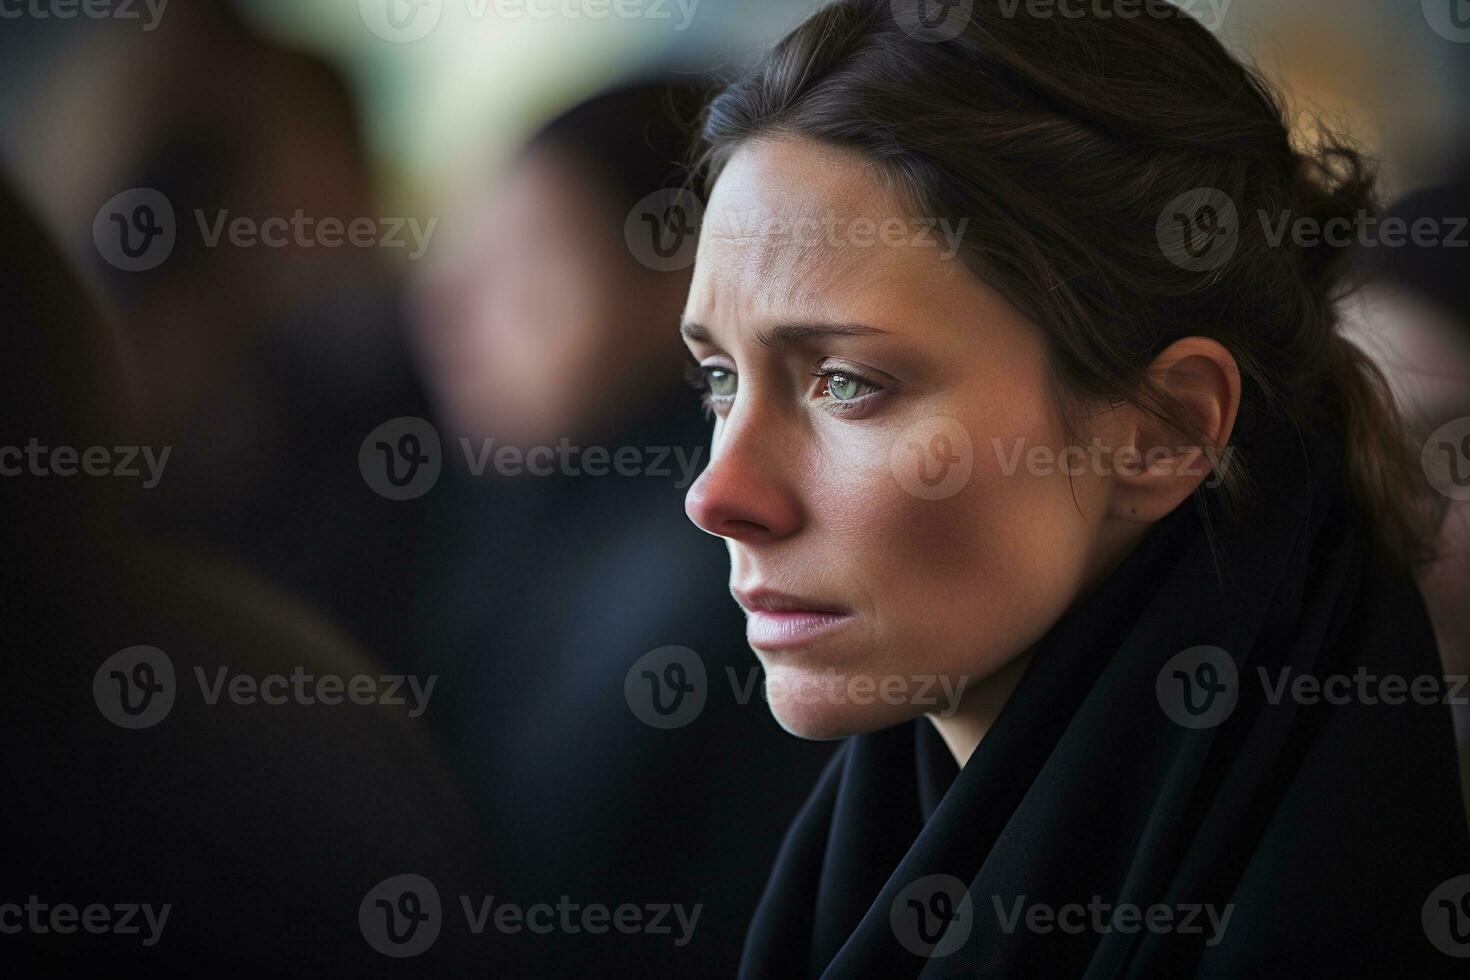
[682,137,1126,739]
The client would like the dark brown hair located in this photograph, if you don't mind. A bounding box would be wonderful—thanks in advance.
[689,0,1439,569]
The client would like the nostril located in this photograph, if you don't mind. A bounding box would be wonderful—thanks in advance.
[685,484,771,540]
[720,518,769,539]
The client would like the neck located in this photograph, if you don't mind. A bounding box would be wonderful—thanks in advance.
[926,646,1036,767]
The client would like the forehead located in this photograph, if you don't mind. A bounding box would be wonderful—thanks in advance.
[684,136,959,328]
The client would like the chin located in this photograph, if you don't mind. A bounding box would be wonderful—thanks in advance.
[760,660,929,740]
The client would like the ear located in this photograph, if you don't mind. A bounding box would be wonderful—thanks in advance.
[1104,337,1241,523]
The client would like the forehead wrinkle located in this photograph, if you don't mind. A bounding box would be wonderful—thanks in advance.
[690,229,897,344]
[774,238,878,312]
[689,137,925,340]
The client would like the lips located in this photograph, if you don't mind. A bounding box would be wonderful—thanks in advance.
[733,588,855,650]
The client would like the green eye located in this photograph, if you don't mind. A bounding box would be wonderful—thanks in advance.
[826,373,865,401]
[705,367,737,398]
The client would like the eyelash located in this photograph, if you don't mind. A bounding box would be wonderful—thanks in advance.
[683,362,886,417]
[684,362,728,419]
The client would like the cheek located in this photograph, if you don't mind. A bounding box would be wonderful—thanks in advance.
[834,413,1102,678]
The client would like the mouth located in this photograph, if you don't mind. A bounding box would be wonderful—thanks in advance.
[732,587,855,651]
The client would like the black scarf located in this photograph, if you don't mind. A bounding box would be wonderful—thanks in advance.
[739,420,1470,978]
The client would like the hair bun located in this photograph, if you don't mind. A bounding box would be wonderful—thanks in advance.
[1290,136,1380,296]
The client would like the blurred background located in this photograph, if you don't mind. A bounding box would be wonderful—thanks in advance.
[1,0,1467,974]
[5,0,1468,223]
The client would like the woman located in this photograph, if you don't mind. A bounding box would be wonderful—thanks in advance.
[676,1,1470,976]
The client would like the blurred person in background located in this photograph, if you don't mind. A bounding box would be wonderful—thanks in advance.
[8,0,431,665]
[407,79,832,976]
[0,169,492,976]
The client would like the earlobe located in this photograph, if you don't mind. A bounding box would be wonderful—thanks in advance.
[1105,337,1242,523]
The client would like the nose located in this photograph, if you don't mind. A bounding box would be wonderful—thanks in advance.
[684,406,803,543]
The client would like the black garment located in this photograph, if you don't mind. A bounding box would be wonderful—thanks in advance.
[407,389,834,977]
[740,419,1470,978]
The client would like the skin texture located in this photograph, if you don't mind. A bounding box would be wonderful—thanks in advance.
[682,137,1240,764]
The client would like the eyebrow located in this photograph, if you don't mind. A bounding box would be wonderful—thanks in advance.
[679,320,889,348]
